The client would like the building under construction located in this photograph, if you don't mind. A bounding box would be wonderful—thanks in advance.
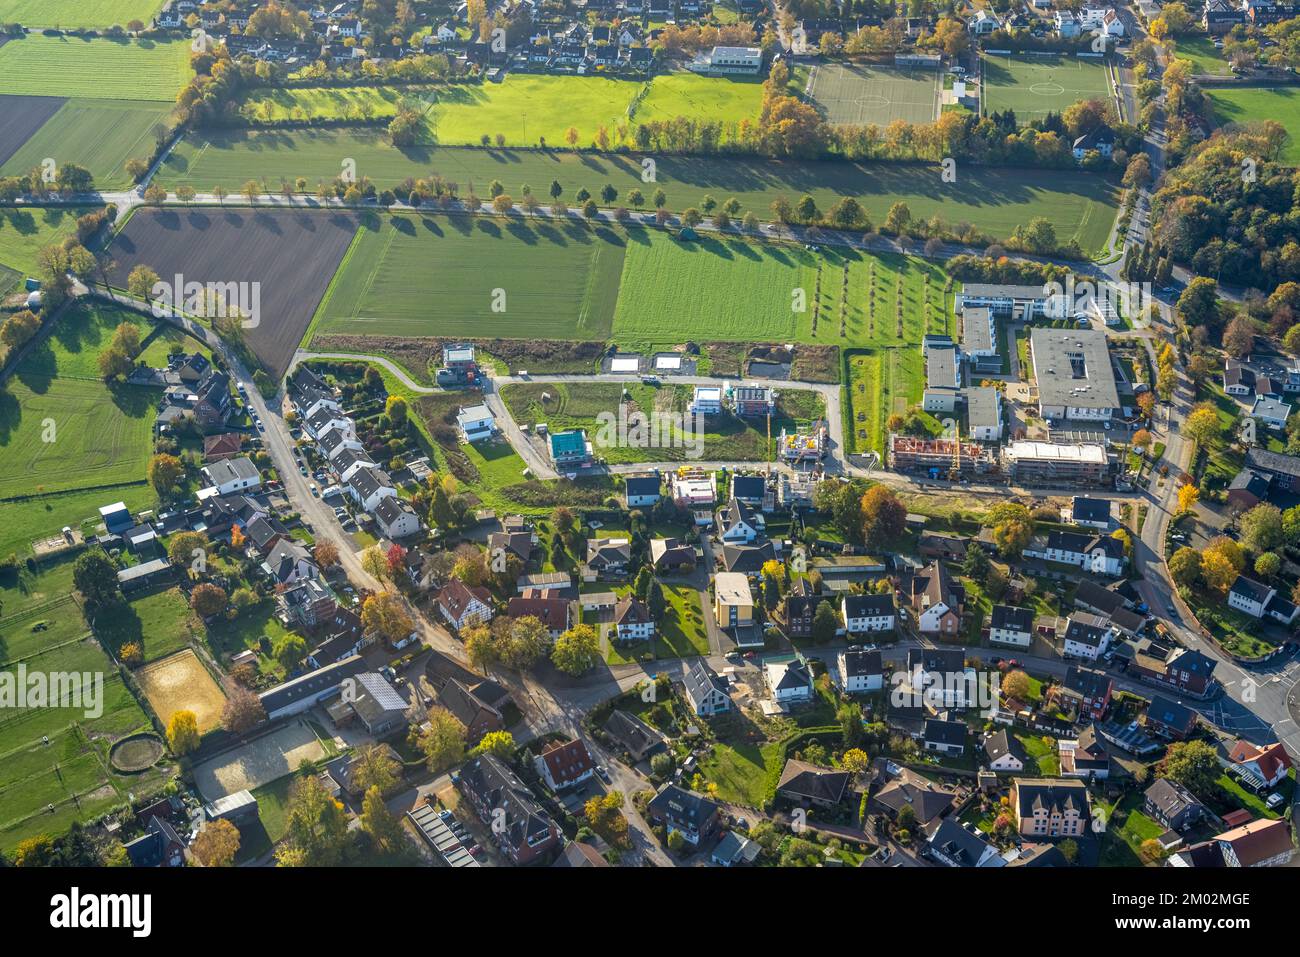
[887,434,998,479]
[1003,441,1115,487]
[778,422,829,464]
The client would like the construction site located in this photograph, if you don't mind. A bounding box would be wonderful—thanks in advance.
[887,434,1000,479]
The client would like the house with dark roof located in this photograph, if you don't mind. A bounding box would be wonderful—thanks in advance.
[716,498,765,544]
[533,738,595,791]
[123,815,186,867]
[1066,496,1112,530]
[776,759,851,808]
[260,539,318,586]
[1025,530,1126,577]
[730,473,768,507]
[459,753,561,865]
[1061,614,1115,661]
[1144,778,1208,832]
[838,646,883,693]
[1072,123,1115,161]
[871,765,957,826]
[1012,778,1090,837]
[926,817,1004,867]
[260,655,366,721]
[1227,575,1299,625]
[1244,447,1300,491]
[910,560,963,636]
[1129,642,1218,698]
[983,729,1027,772]
[613,595,654,643]
[649,537,695,574]
[373,496,420,540]
[1142,695,1198,740]
[783,581,834,639]
[1059,723,1111,779]
[1216,818,1294,867]
[646,783,721,845]
[923,717,968,756]
[1058,665,1113,721]
[721,540,776,576]
[683,661,731,717]
[1227,469,1271,512]
[624,473,661,507]
[764,655,814,704]
[989,604,1034,647]
[553,840,609,867]
[1073,580,1127,617]
[841,593,895,636]
[602,709,665,762]
[584,537,631,580]
[437,676,505,744]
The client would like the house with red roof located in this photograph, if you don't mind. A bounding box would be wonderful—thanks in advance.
[1225,739,1293,791]
[533,738,595,791]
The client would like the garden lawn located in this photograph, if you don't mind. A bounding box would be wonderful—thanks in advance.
[0,484,156,558]
[0,36,192,101]
[96,585,198,663]
[697,738,785,807]
[17,300,165,381]
[1174,35,1231,75]
[238,85,438,123]
[1205,86,1300,165]
[0,207,87,278]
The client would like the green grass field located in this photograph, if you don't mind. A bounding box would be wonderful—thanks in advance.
[0,207,87,278]
[16,300,171,381]
[1172,35,1231,75]
[0,98,173,189]
[238,85,439,123]
[0,484,156,558]
[982,54,1113,119]
[806,61,940,126]
[312,212,625,340]
[1206,86,1300,164]
[97,586,197,663]
[633,72,765,128]
[0,36,191,101]
[427,75,642,146]
[0,0,165,28]
[159,130,1117,252]
[0,375,155,500]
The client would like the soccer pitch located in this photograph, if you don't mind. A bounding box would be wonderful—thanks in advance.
[981,54,1113,119]
[1206,86,1300,164]
[805,62,940,126]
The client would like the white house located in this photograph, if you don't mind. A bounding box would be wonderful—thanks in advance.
[1024,531,1125,577]
[989,605,1033,648]
[841,593,896,636]
[1061,615,1115,661]
[716,499,764,544]
[624,474,661,507]
[456,404,496,443]
[346,466,397,513]
[1251,396,1291,430]
[968,8,1000,33]
[613,595,655,642]
[765,656,814,705]
[691,386,723,415]
[373,496,420,539]
[837,647,883,694]
[983,729,1027,772]
[304,406,355,442]
[436,579,494,631]
[201,456,261,496]
[333,448,376,485]
[1223,575,1297,625]
[683,661,732,716]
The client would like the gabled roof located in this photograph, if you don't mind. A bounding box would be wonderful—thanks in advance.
[1071,497,1111,524]
[983,728,1027,765]
[506,594,570,632]
[614,595,650,625]
[840,646,882,677]
[1144,778,1203,821]
[624,474,661,498]
[459,753,556,851]
[924,718,967,748]
[437,579,492,620]
[777,759,850,804]
[1227,739,1292,780]
[1215,818,1293,866]
[1062,665,1111,700]
[1145,695,1196,733]
[990,604,1033,633]
[1074,579,1126,615]
[927,816,996,865]
[683,660,729,705]
[539,738,594,786]
[842,593,895,618]
[438,676,503,728]
[1230,574,1273,603]
[1014,778,1088,817]
[647,783,719,829]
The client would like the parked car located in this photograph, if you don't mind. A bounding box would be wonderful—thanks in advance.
[595,765,610,783]
[1266,792,1285,809]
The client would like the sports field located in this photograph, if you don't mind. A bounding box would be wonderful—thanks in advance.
[981,54,1113,119]
[806,62,940,126]
[312,212,624,341]
[0,1,165,28]
[0,98,172,189]
[1206,86,1300,164]
[0,36,192,101]
[0,375,155,500]
[160,131,1119,253]
[633,72,766,128]
[136,649,226,734]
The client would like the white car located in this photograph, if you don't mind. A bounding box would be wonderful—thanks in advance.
[1266,792,1285,809]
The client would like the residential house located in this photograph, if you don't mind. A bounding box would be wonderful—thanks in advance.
[533,738,595,791]
[910,561,964,636]
[1058,723,1111,779]
[1216,818,1294,867]
[711,831,761,866]
[838,647,883,694]
[259,655,367,721]
[1062,614,1115,661]
[506,592,572,639]
[729,474,767,508]
[585,538,631,580]
[1142,695,1198,740]
[983,729,1027,772]
[721,541,776,577]
[624,473,662,507]
[731,385,775,417]
[459,753,561,865]
[373,496,420,540]
[1204,0,1246,31]
[202,432,243,461]
[841,593,896,637]
[1225,740,1293,791]
[690,385,723,415]
[1072,124,1116,161]
[436,579,494,631]
[926,817,1005,867]
[1144,779,1208,832]
[918,532,969,561]
[1130,642,1219,698]
[347,672,408,736]
[1058,665,1113,721]
[438,676,507,744]
[346,466,397,513]
[1012,778,1090,838]
[489,531,534,566]
[683,661,732,717]
[456,405,495,443]
[602,709,665,762]
[613,595,655,643]
[1227,469,1271,512]
[200,456,261,496]
[923,717,967,756]
[716,498,765,544]
[783,581,833,639]
[764,656,814,704]
[1024,530,1125,577]
[549,429,592,469]
[1066,496,1112,529]
[649,537,695,574]
[776,759,851,808]
[872,765,957,827]
[261,539,317,586]
[123,815,186,868]
[646,784,721,845]
[989,605,1034,648]
[904,648,973,709]
[192,371,234,429]
[713,571,755,630]
[1228,575,1299,624]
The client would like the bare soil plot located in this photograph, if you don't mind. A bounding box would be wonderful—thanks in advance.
[107,208,360,377]
[191,719,332,800]
[135,649,226,734]
[0,94,66,167]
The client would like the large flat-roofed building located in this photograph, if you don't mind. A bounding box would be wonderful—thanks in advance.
[1029,328,1119,422]
[1005,441,1114,487]
[922,335,962,413]
[687,44,762,74]
[955,283,1051,318]
[965,386,1003,442]
[961,307,1000,374]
